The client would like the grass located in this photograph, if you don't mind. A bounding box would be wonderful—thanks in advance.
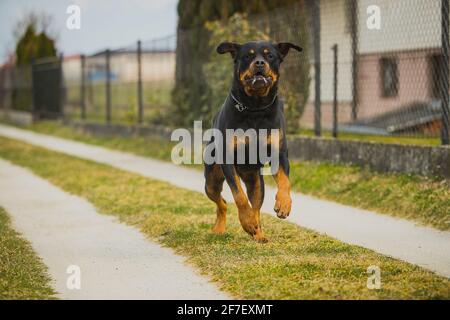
[286,162,450,231]
[0,207,56,300]
[298,128,441,146]
[0,138,450,299]
[0,136,449,299]
[19,121,450,231]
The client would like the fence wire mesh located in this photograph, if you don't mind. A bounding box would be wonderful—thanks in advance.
[312,0,447,144]
[236,0,447,144]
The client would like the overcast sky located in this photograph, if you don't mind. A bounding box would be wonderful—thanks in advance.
[0,0,178,62]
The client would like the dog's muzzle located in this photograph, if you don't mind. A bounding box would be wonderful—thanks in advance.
[244,74,274,89]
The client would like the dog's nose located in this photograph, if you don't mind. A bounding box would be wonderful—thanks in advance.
[255,60,266,68]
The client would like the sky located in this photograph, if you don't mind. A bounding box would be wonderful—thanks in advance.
[0,0,178,62]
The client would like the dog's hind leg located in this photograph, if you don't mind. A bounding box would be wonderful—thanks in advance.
[204,163,227,234]
[222,164,267,243]
[240,170,267,243]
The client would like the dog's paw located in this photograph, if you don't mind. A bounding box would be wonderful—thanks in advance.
[253,233,269,243]
[274,192,292,219]
[212,224,226,235]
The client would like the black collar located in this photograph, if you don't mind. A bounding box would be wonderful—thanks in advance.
[230,92,278,113]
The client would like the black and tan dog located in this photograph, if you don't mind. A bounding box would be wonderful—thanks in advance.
[204,41,302,243]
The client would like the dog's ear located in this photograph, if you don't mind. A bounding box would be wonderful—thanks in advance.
[276,42,302,59]
[217,42,241,59]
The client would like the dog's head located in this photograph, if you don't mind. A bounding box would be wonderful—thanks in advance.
[217,41,302,97]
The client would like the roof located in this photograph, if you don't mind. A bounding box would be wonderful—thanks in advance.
[341,101,443,135]
[89,48,175,57]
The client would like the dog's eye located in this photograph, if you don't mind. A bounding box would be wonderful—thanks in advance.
[267,53,274,60]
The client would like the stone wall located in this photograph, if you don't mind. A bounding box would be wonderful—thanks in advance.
[67,120,450,178]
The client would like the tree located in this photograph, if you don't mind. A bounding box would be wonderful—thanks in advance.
[171,0,310,133]
[15,13,57,66]
[12,12,57,111]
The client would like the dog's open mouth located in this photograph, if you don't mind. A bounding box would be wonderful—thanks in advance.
[243,72,273,89]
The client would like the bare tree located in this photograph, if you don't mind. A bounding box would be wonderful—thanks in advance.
[12,10,58,43]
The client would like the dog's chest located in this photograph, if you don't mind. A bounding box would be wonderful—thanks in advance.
[228,116,281,150]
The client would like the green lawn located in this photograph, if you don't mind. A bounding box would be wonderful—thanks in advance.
[0,207,56,300]
[21,121,450,231]
[0,136,448,299]
[298,128,441,146]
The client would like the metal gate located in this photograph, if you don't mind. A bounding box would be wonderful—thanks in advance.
[32,57,63,119]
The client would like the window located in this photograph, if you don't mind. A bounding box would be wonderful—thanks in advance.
[429,54,444,99]
[380,58,398,97]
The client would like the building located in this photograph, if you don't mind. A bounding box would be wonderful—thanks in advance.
[302,0,445,135]
[71,49,176,84]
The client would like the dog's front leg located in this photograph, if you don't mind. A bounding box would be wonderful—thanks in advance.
[273,152,292,219]
[221,164,267,242]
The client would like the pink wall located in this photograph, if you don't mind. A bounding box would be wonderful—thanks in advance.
[299,48,446,130]
[357,49,438,120]
[301,101,353,130]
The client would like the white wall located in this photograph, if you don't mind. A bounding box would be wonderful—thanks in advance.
[111,52,175,82]
[309,0,353,103]
[63,58,81,83]
[358,0,441,54]
[308,0,443,104]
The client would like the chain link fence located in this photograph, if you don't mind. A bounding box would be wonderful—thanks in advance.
[306,0,449,145]
[0,0,449,145]
[62,35,176,124]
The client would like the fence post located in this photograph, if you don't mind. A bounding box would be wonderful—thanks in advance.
[441,0,450,145]
[4,66,13,115]
[80,54,86,119]
[332,44,338,138]
[105,49,111,124]
[31,58,37,122]
[350,0,358,121]
[310,0,321,136]
[137,40,143,124]
[59,53,65,119]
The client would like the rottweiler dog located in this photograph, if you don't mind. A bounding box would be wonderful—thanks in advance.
[204,41,302,243]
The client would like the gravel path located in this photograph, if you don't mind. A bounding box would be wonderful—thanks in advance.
[0,124,449,278]
[0,158,229,299]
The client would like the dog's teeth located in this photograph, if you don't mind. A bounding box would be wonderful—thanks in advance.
[263,77,268,84]
[252,78,256,85]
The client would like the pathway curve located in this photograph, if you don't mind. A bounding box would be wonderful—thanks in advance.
[0,158,229,299]
[0,124,449,278]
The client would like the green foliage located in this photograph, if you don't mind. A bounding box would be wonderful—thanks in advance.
[15,25,57,66]
[273,7,311,133]
[172,0,310,132]
[12,20,57,112]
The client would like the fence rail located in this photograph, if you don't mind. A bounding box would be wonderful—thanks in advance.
[60,35,176,125]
